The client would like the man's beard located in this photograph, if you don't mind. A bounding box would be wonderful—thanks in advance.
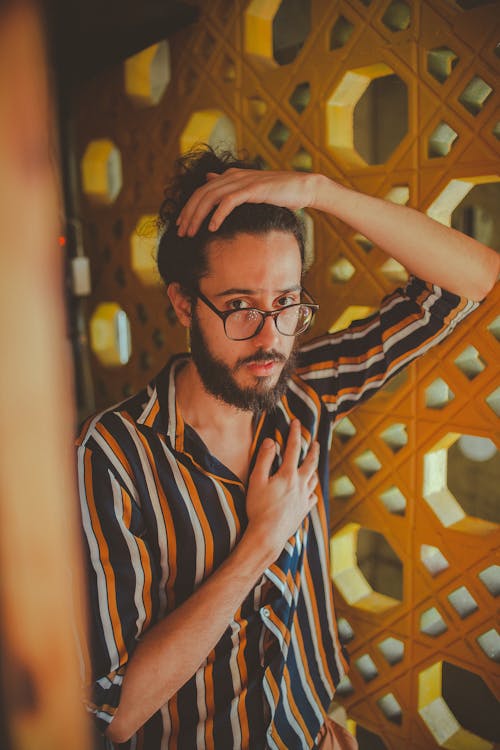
[189,311,297,413]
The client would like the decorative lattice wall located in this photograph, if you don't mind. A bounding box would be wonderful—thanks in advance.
[75,1,500,748]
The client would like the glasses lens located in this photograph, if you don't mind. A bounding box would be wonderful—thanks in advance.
[225,309,263,340]
[276,305,312,335]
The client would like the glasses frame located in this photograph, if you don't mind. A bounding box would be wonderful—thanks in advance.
[196,288,319,341]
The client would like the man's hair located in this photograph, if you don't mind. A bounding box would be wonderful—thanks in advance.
[157,146,305,299]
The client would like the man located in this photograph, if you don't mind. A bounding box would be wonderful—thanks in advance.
[77,148,498,749]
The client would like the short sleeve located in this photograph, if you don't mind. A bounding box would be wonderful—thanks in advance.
[296,275,481,422]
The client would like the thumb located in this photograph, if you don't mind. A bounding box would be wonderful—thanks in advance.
[250,438,276,484]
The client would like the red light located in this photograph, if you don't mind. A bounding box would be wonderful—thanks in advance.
[59,235,66,248]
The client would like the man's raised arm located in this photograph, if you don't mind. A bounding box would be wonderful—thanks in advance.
[177,169,499,302]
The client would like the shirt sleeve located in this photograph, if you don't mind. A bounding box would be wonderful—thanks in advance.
[295,275,481,422]
[76,440,159,734]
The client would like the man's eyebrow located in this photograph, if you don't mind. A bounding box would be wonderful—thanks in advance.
[215,285,302,297]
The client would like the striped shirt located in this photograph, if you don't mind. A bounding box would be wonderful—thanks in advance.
[76,276,478,749]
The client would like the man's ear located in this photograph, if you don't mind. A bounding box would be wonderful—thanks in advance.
[167,283,192,327]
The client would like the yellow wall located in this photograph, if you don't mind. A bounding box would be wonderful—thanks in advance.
[75,1,500,747]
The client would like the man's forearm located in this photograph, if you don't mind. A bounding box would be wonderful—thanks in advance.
[311,174,499,302]
[107,530,272,743]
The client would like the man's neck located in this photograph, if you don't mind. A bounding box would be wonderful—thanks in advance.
[175,359,254,436]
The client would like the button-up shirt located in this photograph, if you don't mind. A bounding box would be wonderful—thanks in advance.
[76,276,478,749]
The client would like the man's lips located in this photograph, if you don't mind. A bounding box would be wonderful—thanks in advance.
[245,360,278,376]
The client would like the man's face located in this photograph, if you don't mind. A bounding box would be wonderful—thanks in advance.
[189,230,303,412]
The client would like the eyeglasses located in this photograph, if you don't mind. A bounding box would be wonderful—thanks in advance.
[196,289,319,341]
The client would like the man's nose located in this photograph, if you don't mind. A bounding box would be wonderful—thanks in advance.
[253,313,281,348]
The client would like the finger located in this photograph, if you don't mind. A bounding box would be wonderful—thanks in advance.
[306,472,319,494]
[298,441,319,479]
[178,178,250,236]
[250,438,277,484]
[177,171,255,229]
[308,490,318,509]
[280,420,303,474]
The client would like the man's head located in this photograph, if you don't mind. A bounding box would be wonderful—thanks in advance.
[157,147,308,412]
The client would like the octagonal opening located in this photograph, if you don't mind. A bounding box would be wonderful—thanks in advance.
[81,139,122,204]
[427,177,500,244]
[245,0,311,66]
[419,661,499,748]
[124,40,170,107]
[451,182,500,253]
[420,544,449,577]
[330,523,402,613]
[180,109,237,155]
[423,432,499,533]
[90,303,132,367]
[327,64,408,167]
[130,215,160,286]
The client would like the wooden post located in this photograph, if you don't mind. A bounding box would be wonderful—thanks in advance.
[0,3,91,748]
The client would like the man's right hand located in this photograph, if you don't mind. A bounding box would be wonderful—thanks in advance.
[245,419,319,563]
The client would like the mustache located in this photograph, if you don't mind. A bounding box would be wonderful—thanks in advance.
[235,349,287,369]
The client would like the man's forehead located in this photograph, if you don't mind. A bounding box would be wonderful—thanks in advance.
[203,230,302,286]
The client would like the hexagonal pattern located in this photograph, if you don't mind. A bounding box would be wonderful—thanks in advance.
[180,109,237,155]
[330,523,402,613]
[81,139,122,204]
[124,40,170,106]
[419,661,499,748]
[327,64,408,167]
[423,432,499,532]
[89,302,132,367]
[130,215,159,286]
[245,0,311,66]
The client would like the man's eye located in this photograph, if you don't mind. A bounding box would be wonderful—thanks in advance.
[228,299,251,310]
[277,295,296,307]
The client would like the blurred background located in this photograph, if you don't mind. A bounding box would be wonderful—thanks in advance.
[0,0,499,748]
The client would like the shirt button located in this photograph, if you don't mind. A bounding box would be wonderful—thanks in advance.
[262,607,270,618]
